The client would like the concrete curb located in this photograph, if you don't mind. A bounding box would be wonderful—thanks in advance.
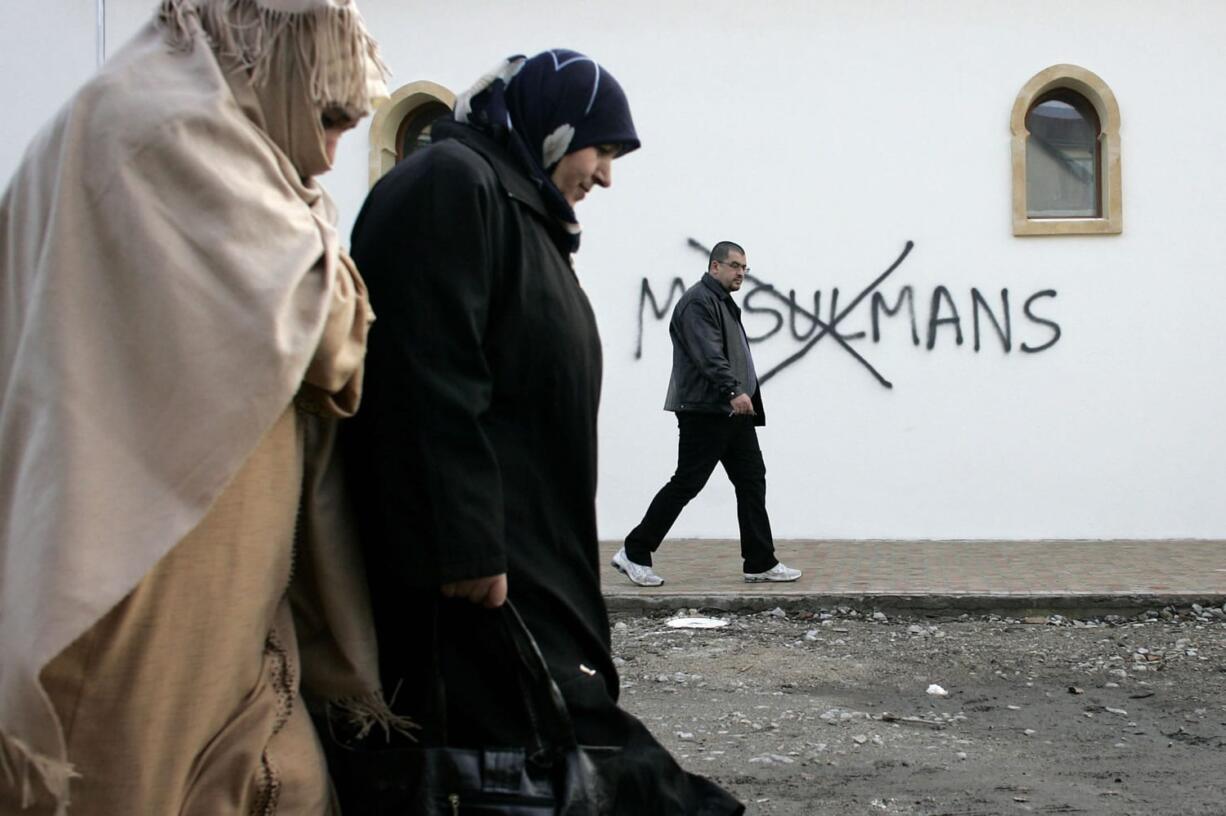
[603,592,1226,618]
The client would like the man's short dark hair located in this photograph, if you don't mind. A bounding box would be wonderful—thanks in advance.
[708,241,745,269]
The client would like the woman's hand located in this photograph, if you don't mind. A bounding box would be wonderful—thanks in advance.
[440,574,508,608]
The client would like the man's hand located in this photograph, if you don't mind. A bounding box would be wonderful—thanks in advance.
[729,393,755,416]
[440,573,508,608]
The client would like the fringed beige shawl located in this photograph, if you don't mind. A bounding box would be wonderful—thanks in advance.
[0,1,387,811]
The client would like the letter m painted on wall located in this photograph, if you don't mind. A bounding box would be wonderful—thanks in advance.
[636,277,686,359]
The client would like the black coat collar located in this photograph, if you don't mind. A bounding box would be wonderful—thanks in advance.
[699,273,738,311]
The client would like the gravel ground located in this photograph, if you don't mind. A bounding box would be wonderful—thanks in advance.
[610,604,1226,815]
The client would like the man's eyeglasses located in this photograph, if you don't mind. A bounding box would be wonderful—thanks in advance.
[715,259,750,274]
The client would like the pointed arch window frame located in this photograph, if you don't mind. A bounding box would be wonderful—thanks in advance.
[1011,64,1122,236]
[368,80,456,188]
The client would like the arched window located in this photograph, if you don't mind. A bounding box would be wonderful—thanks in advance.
[1011,65,1122,235]
[1026,90,1100,218]
[394,99,451,160]
[368,81,455,187]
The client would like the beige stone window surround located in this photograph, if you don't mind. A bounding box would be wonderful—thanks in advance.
[1011,64,1122,236]
[368,80,456,187]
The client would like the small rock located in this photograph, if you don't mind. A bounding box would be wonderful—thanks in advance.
[675,731,694,741]
[872,611,888,622]
[852,734,868,744]
[927,684,949,697]
[1068,686,1084,695]
[956,751,968,760]
[766,607,787,619]
[748,754,793,764]
[804,629,820,641]
[613,621,628,631]
[1023,729,1036,736]
[1105,707,1128,716]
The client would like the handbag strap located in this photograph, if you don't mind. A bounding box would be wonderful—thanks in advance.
[499,600,580,752]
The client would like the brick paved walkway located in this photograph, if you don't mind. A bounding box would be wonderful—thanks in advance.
[600,539,1226,613]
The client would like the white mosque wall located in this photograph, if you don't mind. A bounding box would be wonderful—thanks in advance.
[5,1,1226,541]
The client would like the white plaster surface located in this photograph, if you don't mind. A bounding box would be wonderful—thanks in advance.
[4,1,1225,540]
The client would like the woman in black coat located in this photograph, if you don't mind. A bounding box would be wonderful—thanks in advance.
[342,51,744,814]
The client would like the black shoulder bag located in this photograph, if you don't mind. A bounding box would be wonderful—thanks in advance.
[321,600,618,815]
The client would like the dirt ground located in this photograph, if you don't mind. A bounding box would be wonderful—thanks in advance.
[609,604,1226,816]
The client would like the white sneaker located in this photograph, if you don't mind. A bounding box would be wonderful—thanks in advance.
[611,547,664,587]
[744,562,802,583]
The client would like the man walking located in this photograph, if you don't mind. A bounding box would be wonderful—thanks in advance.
[614,241,802,586]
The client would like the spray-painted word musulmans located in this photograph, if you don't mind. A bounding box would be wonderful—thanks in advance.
[635,240,1061,390]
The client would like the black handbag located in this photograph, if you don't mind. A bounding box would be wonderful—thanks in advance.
[321,601,618,815]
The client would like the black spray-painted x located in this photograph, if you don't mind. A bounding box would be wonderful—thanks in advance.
[688,239,914,389]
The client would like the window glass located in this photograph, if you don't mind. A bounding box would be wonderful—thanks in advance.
[395,101,452,161]
[1025,90,1101,218]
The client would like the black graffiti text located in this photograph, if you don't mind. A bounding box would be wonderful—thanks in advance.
[635,239,1062,389]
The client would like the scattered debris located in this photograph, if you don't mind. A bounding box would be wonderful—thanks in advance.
[608,604,1226,813]
[665,617,729,629]
[879,712,947,729]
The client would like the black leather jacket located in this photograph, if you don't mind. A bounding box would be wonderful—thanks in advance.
[663,274,765,425]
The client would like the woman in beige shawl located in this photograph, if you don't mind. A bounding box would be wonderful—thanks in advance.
[0,1,389,813]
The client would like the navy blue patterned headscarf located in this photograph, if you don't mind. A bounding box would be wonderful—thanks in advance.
[454,50,640,252]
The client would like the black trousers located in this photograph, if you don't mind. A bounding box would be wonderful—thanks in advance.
[625,412,777,573]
